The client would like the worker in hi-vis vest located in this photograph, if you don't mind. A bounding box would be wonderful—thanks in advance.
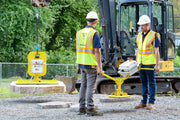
[76,11,103,116]
[135,15,160,110]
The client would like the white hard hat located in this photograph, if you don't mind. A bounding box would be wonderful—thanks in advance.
[86,11,98,20]
[137,15,151,25]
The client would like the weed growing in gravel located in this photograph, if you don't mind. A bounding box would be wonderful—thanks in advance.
[72,89,79,94]
[156,90,180,97]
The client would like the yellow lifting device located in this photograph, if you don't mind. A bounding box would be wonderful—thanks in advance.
[16,52,59,85]
[102,60,154,98]
[16,6,58,85]
[102,73,131,98]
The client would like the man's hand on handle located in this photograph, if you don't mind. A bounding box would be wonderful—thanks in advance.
[154,64,160,72]
[98,67,103,76]
[94,48,103,76]
[77,67,81,74]
[154,47,160,72]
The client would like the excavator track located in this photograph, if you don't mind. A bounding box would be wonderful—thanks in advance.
[75,76,180,94]
[96,76,180,94]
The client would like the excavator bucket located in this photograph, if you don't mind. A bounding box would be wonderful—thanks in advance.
[31,0,52,7]
[55,75,76,94]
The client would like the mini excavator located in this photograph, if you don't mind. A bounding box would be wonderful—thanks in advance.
[76,0,180,96]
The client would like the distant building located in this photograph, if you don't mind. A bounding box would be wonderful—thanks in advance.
[175,32,180,47]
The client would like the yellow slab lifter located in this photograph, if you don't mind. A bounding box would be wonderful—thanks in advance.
[16,52,59,85]
[16,4,58,85]
[102,60,154,98]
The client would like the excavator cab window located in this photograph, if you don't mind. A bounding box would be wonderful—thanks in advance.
[120,5,136,32]
[152,2,175,60]
[153,3,162,33]
[167,5,175,58]
[118,3,149,57]
[120,3,148,35]
[167,5,174,33]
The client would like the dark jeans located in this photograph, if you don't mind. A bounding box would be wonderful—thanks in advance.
[139,65,156,104]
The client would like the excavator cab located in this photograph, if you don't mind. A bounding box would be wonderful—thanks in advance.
[76,0,179,94]
[98,0,175,74]
[118,0,176,61]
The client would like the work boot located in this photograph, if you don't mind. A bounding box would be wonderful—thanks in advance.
[78,108,86,115]
[135,103,147,109]
[86,108,103,116]
[146,104,155,110]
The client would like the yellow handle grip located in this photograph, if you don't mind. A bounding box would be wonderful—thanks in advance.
[140,68,154,70]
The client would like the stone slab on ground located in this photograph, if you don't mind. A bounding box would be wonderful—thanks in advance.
[100,95,142,103]
[37,101,73,109]
[10,81,66,94]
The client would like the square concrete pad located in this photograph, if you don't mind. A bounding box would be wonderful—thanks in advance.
[37,101,73,109]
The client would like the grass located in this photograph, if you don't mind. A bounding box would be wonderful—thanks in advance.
[0,85,28,99]
[176,94,180,97]
[0,81,79,99]
[1,78,21,83]
[0,76,79,99]
[173,55,180,67]
[155,90,180,97]
[1,83,179,99]
[174,55,180,67]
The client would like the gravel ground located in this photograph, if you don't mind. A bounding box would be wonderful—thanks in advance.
[0,94,180,120]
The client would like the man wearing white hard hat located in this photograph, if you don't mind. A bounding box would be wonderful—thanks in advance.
[135,15,160,110]
[76,11,103,116]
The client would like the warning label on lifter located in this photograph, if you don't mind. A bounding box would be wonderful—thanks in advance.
[31,59,44,73]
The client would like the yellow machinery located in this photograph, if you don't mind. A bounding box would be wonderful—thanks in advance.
[16,52,59,85]
[102,60,154,98]
[102,73,131,98]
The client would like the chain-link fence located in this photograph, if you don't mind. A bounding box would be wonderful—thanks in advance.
[0,63,77,84]
[0,62,180,84]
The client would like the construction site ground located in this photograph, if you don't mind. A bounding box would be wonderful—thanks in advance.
[0,93,180,120]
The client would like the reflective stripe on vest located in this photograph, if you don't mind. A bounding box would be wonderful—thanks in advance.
[138,50,155,54]
[137,30,156,65]
[76,48,95,54]
[136,32,141,44]
[76,28,98,65]
[76,31,81,47]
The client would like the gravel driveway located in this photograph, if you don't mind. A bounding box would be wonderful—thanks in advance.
[0,94,180,120]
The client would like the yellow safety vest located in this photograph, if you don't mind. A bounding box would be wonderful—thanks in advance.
[76,27,98,66]
[136,30,159,65]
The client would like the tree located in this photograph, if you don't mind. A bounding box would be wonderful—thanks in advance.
[45,0,100,51]
[0,0,55,62]
[0,0,100,63]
